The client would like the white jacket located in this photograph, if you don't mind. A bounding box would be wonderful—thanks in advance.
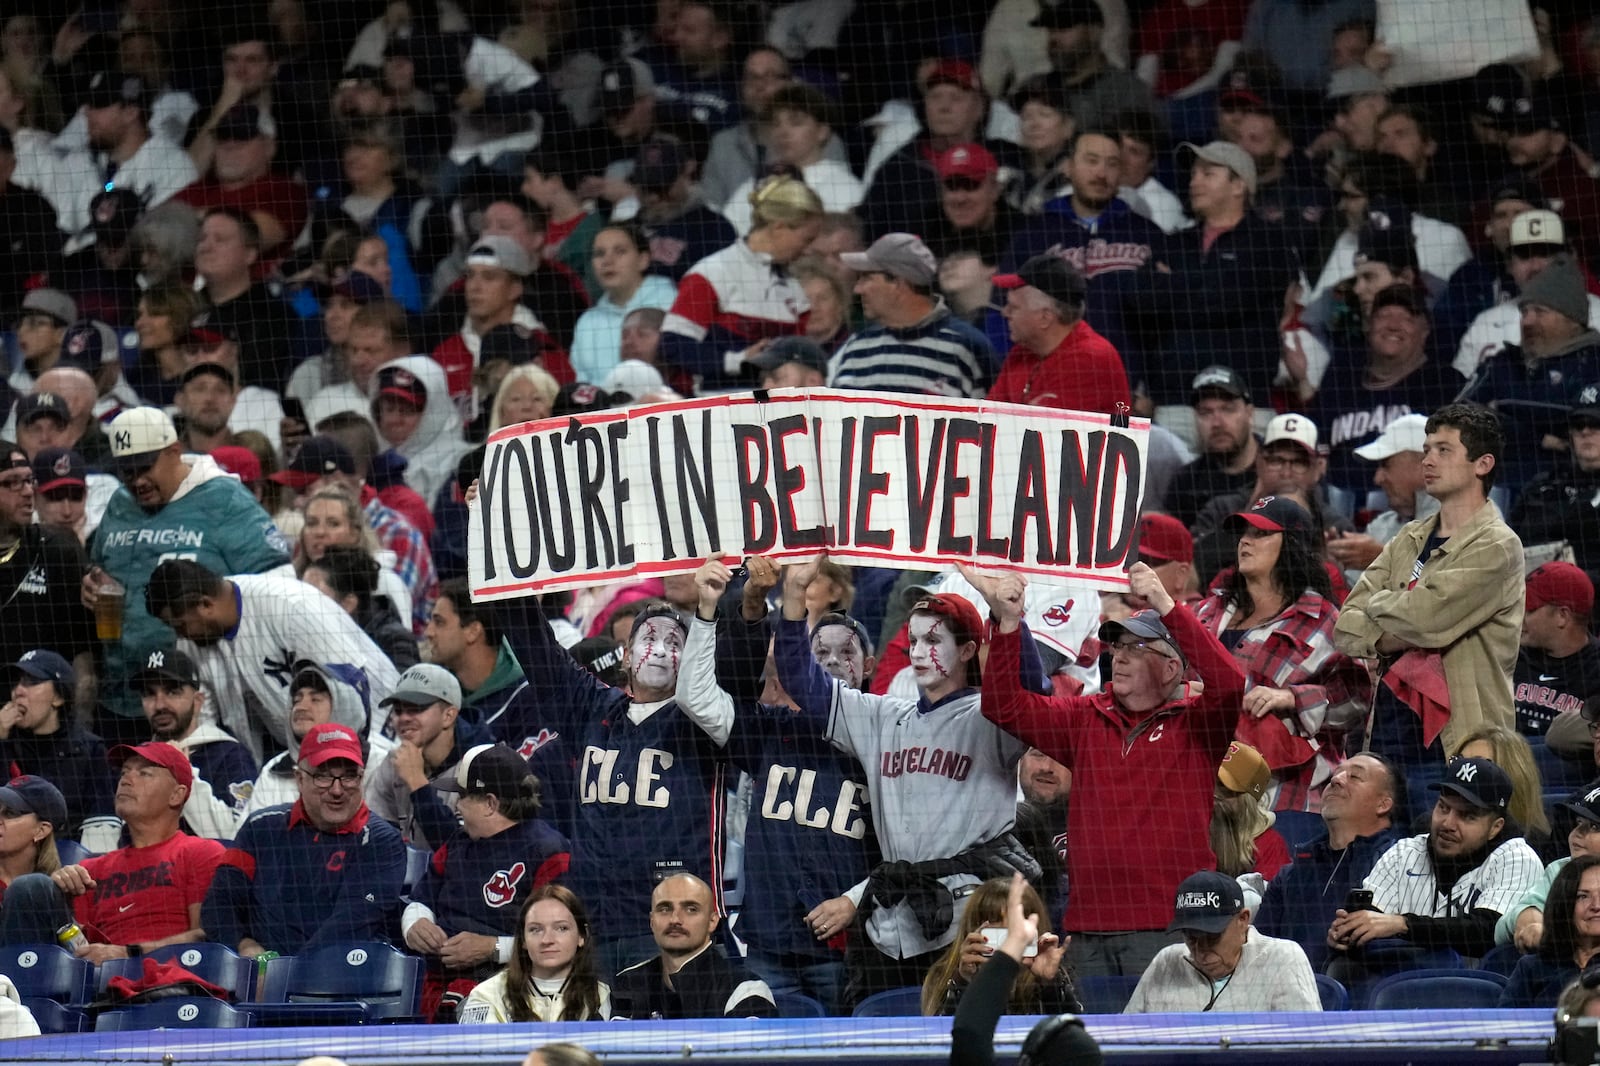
[376,355,471,506]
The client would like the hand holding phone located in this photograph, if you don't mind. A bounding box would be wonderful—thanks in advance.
[981,926,1037,958]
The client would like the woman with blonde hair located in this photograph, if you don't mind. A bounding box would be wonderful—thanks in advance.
[1454,726,1552,839]
[920,876,1077,1017]
[1211,741,1291,880]
[490,364,562,432]
[659,173,823,390]
[296,484,414,629]
[0,775,64,896]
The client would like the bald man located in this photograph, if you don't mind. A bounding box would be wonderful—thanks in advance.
[20,368,113,470]
[611,874,777,1019]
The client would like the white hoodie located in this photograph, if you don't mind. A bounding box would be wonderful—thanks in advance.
[375,355,471,506]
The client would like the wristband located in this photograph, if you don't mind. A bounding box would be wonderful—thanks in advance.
[126,943,142,958]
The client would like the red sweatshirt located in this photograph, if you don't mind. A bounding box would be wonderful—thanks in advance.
[988,319,1130,414]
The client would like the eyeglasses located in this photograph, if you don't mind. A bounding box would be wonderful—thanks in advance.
[0,474,34,493]
[1110,638,1172,657]
[116,462,156,485]
[298,767,363,789]
[1261,451,1312,469]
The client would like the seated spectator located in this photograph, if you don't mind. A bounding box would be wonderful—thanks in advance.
[991,254,1127,413]
[1493,90,1600,270]
[1304,285,1463,499]
[1326,757,1543,980]
[1453,210,1600,379]
[1501,780,1600,953]
[1453,726,1552,853]
[1113,109,1187,235]
[308,301,410,432]
[365,664,485,848]
[134,646,257,842]
[192,208,297,391]
[1124,870,1319,1013]
[1007,78,1074,215]
[627,139,737,285]
[241,663,359,816]
[58,71,196,237]
[459,885,612,1023]
[1326,414,1428,577]
[917,143,1018,265]
[611,872,777,1019]
[144,557,398,764]
[372,357,472,507]
[13,393,71,461]
[1212,741,1291,880]
[1461,254,1600,488]
[0,774,64,900]
[1430,181,1544,365]
[174,360,285,455]
[403,744,570,1014]
[786,257,852,355]
[126,283,201,409]
[1014,746,1071,925]
[488,364,560,432]
[1305,202,1424,364]
[1255,753,1405,969]
[296,484,413,631]
[521,150,604,292]
[638,0,740,130]
[1376,104,1462,229]
[1032,2,1154,130]
[660,174,821,390]
[8,289,74,397]
[174,104,308,272]
[285,270,385,409]
[829,233,996,398]
[919,875,1076,1017]
[30,447,103,546]
[1163,367,1260,528]
[302,547,420,672]
[0,651,116,849]
[203,722,405,957]
[569,223,677,386]
[1500,855,1600,1008]
[0,443,95,677]
[0,742,221,963]
[1229,105,1330,262]
[465,193,593,350]
[1514,563,1600,742]
[719,85,863,235]
[698,45,791,211]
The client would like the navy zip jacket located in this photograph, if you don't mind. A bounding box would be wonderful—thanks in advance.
[1253,825,1403,970]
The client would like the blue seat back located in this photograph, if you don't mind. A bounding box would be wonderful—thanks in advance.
[775,992,827,1018]
[95,997,252,1031]
[100,943,255,1001]
[273,942,423,1021]
[54,840,93,866]
[1368,969,1507,1010]
[0,945,94,1003]
[21,997,87,1033]
[1074,974,1141,1014]
[851,986,924,1017]
[1315,973,1349,1011]
[1478,943,1522,978]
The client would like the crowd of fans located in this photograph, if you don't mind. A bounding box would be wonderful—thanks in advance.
[1,0,1600,1042]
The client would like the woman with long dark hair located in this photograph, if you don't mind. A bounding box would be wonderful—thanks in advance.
[1195,497,1371,822]
[459,884,610,1023]
[1502,854,1600,1007]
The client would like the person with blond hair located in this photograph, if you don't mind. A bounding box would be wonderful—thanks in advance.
[489,364,562,433]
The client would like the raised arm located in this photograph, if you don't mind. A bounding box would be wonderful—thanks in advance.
[772,557,841,719]
[715,556,779,704]
[672,559,740,747]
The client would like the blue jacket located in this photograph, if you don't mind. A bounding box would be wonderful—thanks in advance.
[569,274,677,385]
[1499,953,1579,1008]
[202,802,406,954]
[1254,825,1404,970]
[1460,333,1600,489]
[412,819,570,937]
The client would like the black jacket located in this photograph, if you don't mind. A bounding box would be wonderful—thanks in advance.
[611,944,777,1019]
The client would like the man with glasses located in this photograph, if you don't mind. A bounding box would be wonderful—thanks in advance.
[1125,870,1319,1012]
[365,663,490,849]
[0,442,94,672]
[971,561,1246,979]
[989,253,1129,416]
[203,722,405,957]
[0,742,223,962]
[83,406,290,745]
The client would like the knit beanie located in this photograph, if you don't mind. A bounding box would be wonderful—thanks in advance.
[1518,253,1590,327]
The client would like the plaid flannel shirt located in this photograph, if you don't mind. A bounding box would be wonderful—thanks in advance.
[365,497,438,635]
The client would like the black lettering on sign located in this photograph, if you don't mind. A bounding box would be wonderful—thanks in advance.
[671,411,719,558]
[478,441,503,580]
[531,431,576,571]
[771,413,826,548]
[1057,430,1104,568]
[975,422,1009,558]
[645,416,675,559]
[607,421,635,566]
[734,423,776,553]
[937,417,982,555]
[905,418,947,552]
[1096,432,1142,567]
[501,438,539,578]
[567,418,612,570]
[1010,429,1053,563]
[835,416,857,548]
[854,415,898,550]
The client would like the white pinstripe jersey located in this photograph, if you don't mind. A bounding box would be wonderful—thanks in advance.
[1363,834,1543,918]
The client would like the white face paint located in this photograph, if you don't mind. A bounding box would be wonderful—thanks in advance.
[908,613,962,692]
[811,624,867,689]
[629,617,685,692]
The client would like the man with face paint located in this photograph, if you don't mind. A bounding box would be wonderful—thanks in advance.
[494,582,734,981]
[673,556,878,1016]
[972,561,1246,980]
[761,554,1034,1004]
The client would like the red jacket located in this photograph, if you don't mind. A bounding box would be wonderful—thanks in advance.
[982,604,1244,932]
[988,319,1129,414]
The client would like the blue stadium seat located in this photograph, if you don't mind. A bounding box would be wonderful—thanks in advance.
[100,943,256,1001]
[0,945,94,1004]
[1315,973,1349,1011]
[1367,969,1507,1011]
[403,844,432,894]
[851,987,924,1017]
[775,992,827,1018]
[95,997,252,1031]
[21,997,87,1033]
[55,839,93,866]
[1478,944,1522,978]
[256,941,422,1022]
[1074,974,1141,1014]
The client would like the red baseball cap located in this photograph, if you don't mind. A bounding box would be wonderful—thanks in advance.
[209,445,261,485]
[933,142,999,182]
[1138,513,1194,564]
[376,366,427,409]
[299,722,365,769]
[924,59,981,94]
[109,741,194,792]
[1527,561,1594,615]
[908,592,985,686]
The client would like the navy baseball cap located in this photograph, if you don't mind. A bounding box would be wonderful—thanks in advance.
[0,775,67,829]
[814,612,875,657]
[993,254,1087,307]
[5,650,76,693]
[16,392,69,427]
[269,435,356,490]
[750,335,829,376]
[631,601,688,638]
[633,138,687,191]
[1565,779,1600,824]
[1430,756,1514,813]
[479,323,542,366]
[435,743,531,797]
[31,447,86,495]
[324,270,385,304]
[1167,871,1246,934]
[552,382,624,416]
[1223,495,1314,536]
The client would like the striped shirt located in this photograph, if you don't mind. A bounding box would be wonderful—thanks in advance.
[1365,834,1542,918]
[827,300,996,398]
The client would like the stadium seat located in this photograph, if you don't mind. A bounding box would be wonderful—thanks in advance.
[256,941,423,1022]
[403,844,432,894]
[22,997,87,1033]
[1478,944,1522,978]
[1074,974,1141,1014]
[1315,973,1349,1011]
[0,945,94,1004]
[55,840,93,866]
[775,991,827,1018]
[100,943,256,1001]
[95,997,253,1031]
[1367,969,1508,1011]
[851,987,924,1017]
